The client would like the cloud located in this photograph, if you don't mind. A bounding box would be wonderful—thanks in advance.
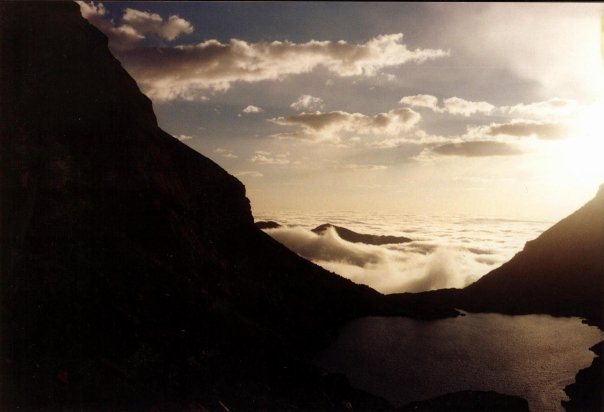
[121,8,193,41]
[430,141,523,157]
[442,97,495,116]
[234,171,263,178]
[175,134,193,141]
[77,1,143,51]
[337,164,388,171]
[399,94,494,116]
[482,120,570,140]
[214,147,238,158]
[503,98,578,117]
[369,130,449,148]
[270,108,421,142]
[115,33,448,101]
[242,105,264,114]
[262,226,483,293]
[250,151,291,165]
[290,95,325,111]
[77,2,193,52]
[399,94,440,111]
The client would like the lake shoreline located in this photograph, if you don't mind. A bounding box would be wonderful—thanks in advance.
[315,313,604,412]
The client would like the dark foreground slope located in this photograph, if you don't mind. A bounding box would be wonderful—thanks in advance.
[390,184,604,327]
[0,3,410,410]
[461,184,604,327]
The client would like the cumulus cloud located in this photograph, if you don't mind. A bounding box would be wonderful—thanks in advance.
[290,95,325,111]
[399,94,495,116]
[77,2,193,51]
[116,33,448,101]
[175,134,193,141]
[431,141,523,157]
[263,226,485,293]
[242,105,264,114]
[270,108,421,142]
[250,150,291,165]
[214,147,238,158]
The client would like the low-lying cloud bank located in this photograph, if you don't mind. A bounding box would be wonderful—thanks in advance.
[264,225,499,293]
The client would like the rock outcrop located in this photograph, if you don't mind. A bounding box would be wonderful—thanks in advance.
[312,223,412,245]
[255,220,283,229]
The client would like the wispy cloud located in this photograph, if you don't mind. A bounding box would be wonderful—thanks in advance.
[214,147,238,158]
[400,95,579,119]
[250,151,291,165]
[270,108,421,143]
[234,171,263,178]
[399,94,495,116]
[430,141,523,157]
[477,120,571,140]
[502,98,578,117]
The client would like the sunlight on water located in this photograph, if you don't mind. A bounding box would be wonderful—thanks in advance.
[315,314,604,412]
[254,212,552,293]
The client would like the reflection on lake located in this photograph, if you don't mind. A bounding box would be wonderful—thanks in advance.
[315,313,604,412]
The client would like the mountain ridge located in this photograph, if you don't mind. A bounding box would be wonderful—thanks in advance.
[0,2,414,409]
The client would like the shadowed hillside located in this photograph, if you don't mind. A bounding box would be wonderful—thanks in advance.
[460,183,604,327]
[0,2,424,410]
[390,184,604,326]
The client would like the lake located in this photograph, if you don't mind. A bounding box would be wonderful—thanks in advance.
[315,313,604,412]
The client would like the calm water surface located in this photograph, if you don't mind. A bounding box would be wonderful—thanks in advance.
[315,313,604,412]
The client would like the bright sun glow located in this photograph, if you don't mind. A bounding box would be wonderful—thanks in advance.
[546,101,604,189]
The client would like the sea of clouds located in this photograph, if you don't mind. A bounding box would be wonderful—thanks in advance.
[254,212,551,294]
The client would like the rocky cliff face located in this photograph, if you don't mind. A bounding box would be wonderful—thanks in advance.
[0,2,391,409]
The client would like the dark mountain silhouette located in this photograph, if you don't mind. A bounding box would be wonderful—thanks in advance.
[459,183,604,326]
[255,220,282,229]
[0,2,445,410]
[312,223,412,245]
[391,184,604,326]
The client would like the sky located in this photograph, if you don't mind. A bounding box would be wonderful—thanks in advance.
[78,2,604,221]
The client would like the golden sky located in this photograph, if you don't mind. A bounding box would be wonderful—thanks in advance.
[80,2,604,220]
